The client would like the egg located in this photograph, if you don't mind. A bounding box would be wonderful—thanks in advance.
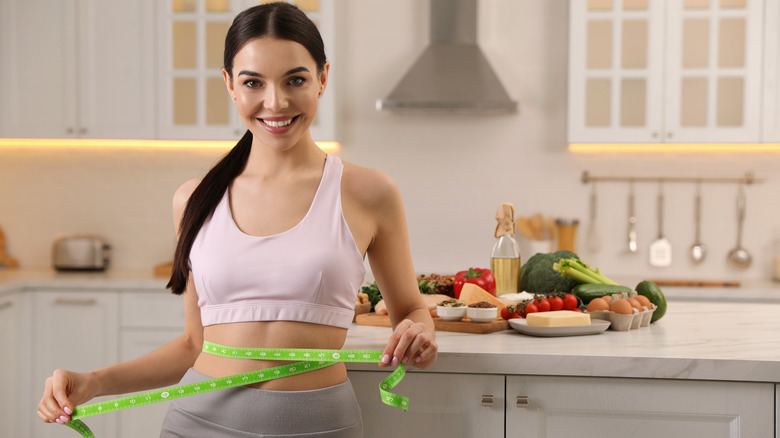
[610,299,634,315]
[628,298,642,310]
[635,295,653,309]
[587,297,610,312]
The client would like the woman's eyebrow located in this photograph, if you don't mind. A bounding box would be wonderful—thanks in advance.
[237,67,310,78]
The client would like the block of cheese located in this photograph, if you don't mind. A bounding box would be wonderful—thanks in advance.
[526,310,591,327]
[459,283,506,311]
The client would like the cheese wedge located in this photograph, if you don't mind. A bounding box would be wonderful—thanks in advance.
[459,283,506,311]
[526,310,591,327]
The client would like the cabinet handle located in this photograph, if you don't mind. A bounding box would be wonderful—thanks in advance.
[54,298,97,306]
[79,127,87,135]
[481,394,494,407]
[667,132,674,139]
[652,131,659,138]
[0,301,12,310]
[516,396,529,408]
[67,127,74,134]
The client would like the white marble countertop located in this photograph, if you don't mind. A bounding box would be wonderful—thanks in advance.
[344,300,780,384]
[2,269,779,384]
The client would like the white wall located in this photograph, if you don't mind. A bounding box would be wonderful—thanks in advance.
[1,0,779,283]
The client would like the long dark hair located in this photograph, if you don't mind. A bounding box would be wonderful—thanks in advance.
[167,2,327,294]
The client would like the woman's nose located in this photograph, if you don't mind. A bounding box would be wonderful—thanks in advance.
[264,85,289,111]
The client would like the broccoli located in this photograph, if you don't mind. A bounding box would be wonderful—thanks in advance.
[519,250,581,294]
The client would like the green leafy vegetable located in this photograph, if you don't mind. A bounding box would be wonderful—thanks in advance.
[552,257,618,285]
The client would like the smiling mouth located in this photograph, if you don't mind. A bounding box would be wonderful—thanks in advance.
[259,116,299,128]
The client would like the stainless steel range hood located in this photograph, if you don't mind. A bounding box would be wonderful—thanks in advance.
[376,0,517,114]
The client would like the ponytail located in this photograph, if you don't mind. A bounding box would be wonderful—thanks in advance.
[166,131,253,294]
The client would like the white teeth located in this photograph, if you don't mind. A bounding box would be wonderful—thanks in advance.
[262,118,294,128]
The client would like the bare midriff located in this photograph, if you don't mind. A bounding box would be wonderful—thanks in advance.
[194,321,349,391]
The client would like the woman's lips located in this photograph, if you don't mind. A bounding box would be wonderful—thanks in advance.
[257,115,299,134]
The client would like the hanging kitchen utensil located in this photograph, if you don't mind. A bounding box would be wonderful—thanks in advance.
[585,183,600,253]
[627,181,637,254]
[727,182,752,269]
[689,181,707,264]
[649,183,672,267]
[515,216,535,240]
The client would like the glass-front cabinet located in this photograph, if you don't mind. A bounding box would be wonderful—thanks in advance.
[568,0,764,144]
[158,0,337,141]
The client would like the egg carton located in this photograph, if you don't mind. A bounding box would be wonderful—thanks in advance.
[586,292,657,331]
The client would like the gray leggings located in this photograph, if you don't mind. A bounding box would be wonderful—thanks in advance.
[159,368,363,437]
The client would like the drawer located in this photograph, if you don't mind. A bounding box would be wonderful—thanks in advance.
[120,292,185,329]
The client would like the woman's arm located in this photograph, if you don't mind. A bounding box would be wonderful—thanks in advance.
[37,180,205,424]
[362,171,438,370]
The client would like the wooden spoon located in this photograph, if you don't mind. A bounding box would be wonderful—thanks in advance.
[516,217,535,240]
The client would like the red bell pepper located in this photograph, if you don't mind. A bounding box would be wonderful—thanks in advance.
[453,268,496,298]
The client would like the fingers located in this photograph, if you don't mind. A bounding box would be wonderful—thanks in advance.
[379,320,437,369]
[37,370,75,424]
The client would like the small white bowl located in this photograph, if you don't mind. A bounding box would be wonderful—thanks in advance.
[466,306,498,323]
[437,305,467,321]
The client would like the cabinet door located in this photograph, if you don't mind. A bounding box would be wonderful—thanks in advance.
[116,330,180,438]
[0,293,32,438]
[0,0,78,138]
[31,291,119,438]
[663,0,764,143]
[506,375,775,438]
[763,0,780,142]
[348,370,504,438]
[568,0,665,143]
[77,0,156,139]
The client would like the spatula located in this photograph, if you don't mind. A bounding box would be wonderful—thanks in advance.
[649,183,672,267]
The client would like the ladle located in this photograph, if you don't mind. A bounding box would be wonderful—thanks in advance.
[727,183,752,269]
[689,181,707,263]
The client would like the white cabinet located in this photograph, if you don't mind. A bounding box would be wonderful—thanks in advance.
[157,0,337,141]
[568,0,764,144]
[30,291,119,438]
[505,375,775,438]
[764,0,780,142]
[0,292,32,438]
[115,291,184,438]
[348,370,505,438]
[776,384,779,438]
[0,0,155,139]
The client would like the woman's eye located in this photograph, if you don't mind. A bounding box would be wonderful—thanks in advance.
[288,76,305,86]
[243,79,261,88]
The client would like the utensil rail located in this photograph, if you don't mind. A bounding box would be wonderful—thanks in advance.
[581,171,765,185]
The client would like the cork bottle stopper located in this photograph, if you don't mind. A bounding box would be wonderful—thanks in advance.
[494,203,516,238]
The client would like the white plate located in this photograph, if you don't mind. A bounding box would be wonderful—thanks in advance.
[508,318,611,337]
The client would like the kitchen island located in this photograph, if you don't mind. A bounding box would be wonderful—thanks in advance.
[1,270,778,437]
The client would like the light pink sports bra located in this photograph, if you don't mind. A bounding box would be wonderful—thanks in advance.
[189,154,366,329]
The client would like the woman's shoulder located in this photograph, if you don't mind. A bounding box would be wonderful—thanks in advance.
[340,160,401,209]
[172,178,202,215]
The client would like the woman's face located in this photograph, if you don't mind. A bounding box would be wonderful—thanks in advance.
[224,37,328,151]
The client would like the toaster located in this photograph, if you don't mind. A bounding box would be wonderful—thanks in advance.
[52,235,111,271]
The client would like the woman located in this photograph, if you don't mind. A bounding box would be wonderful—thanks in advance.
[36,3,437,436]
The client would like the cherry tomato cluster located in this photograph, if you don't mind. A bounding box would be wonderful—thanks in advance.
[500,293,582,320]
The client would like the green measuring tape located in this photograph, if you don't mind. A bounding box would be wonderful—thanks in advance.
[62,341,408,437]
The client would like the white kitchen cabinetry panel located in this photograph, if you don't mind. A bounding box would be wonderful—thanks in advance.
[119,290,186,329]
[568,0,764,144]
[348,370,505,438]
[763,0,780,142]
[31,291,119,438]
[157,0,337,142]
[0,292,32,438]
[506,376,774,438]
[0,0,154,139]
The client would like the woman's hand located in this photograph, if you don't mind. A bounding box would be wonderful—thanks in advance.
[37,369,98,425]
[379,319,438,370]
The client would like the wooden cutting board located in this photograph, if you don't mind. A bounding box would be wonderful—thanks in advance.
[355,313,509,334]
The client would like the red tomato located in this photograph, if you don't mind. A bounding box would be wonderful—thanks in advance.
[536,297,551,312]
[523,302,539,316]
[563,294,578,310]
[549,296,564,311]
[572,307,584,313]
[500,306,515,320]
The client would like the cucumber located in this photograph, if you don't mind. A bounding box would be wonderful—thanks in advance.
[573,284,633,304]
[635,280,667,323]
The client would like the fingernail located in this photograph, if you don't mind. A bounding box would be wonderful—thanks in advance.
[391,356,399,366]
[55,419,64,424]
[381,354,390,364]
[402,356,409,364]
[415,356,422,363]
[64,407,73,415]
[59,416,68,422]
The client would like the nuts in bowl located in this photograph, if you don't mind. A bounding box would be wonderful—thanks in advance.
[466,301,498,323]
[437,299,467,321]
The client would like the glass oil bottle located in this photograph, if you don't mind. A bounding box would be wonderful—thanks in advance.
[491,203,521,295]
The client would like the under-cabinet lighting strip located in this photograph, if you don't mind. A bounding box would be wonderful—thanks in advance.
[0,138,340,152]
[569,143,780,153]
